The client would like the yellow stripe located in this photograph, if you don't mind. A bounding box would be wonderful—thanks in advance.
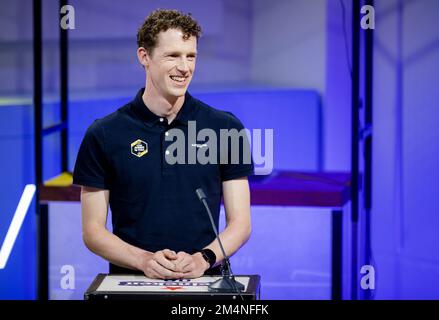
[44,172,73,187]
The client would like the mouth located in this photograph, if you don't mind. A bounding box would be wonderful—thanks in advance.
[169,75,189,85]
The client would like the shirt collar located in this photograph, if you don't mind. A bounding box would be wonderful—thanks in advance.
[131,88,196,127]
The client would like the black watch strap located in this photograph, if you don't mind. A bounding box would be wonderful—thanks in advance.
[199,248,216,269]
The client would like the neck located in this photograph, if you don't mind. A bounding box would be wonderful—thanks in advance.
[142,83,185,124]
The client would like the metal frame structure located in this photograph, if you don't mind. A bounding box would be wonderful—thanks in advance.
[33,0,69,300]
[363,0,374,301]
[351,0,361,300]
[351,0,374,300]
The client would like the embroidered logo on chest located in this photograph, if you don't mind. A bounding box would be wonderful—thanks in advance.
[131,139,148,157]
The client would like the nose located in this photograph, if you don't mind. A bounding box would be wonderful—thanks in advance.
[176,58,189,73]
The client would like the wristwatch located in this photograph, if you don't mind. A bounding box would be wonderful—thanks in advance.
[199,248,216,269]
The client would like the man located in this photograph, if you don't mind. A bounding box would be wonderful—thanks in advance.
[73,9,253,280]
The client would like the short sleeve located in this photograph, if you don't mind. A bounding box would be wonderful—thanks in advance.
[73,121,110,189]
[219,112,254,181]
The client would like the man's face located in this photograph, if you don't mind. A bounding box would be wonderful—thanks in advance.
[144,28,197,99]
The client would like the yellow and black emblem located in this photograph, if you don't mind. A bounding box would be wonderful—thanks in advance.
[131,139,148,157]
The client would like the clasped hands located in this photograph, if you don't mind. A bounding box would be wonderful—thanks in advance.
[140,249,210,280]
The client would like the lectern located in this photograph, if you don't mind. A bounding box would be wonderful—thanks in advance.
[84,274,261,300]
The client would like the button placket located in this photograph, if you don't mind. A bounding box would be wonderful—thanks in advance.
[162,122,175,176]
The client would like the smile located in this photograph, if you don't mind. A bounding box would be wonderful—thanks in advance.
[170,75,187,83]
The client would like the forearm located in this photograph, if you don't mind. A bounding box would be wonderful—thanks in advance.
[206,177,251,267]
[204,220,251,266]
[83,225,151,271]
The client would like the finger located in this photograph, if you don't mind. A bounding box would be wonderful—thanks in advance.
[181,261,196,273]
[176,256,194,272]
[174,253,191,268]
[151,260,182,279]
[155,252,178,271]
[163,249,177,260]
[173,252,190,272]
[145,269,161,280]
[181,270,197,279]
[174,251,188,264]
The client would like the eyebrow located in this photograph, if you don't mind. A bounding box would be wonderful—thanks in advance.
[163,51,197,56]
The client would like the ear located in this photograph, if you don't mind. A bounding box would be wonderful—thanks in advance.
[137,47,150,68]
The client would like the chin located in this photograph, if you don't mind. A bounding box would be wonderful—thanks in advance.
[167,88,187,98]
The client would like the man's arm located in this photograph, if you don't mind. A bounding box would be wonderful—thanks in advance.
[177,177,251,278]
[81,186,183,279]
[204,177,251,263]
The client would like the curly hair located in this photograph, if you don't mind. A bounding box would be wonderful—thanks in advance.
[137,9,202,54]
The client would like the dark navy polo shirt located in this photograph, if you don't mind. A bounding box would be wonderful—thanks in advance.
[73,88,253,273]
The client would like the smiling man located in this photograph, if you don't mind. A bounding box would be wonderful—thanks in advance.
[73,9,253,280]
